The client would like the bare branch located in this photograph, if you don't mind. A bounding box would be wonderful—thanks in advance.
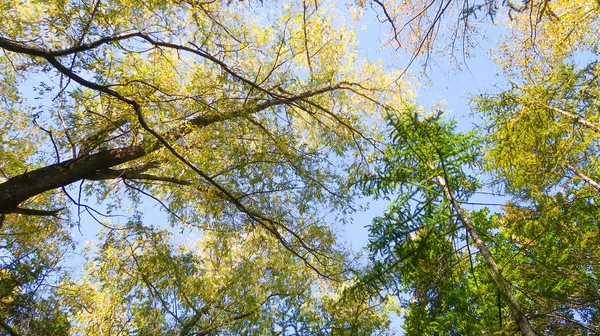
[372,0,403,48]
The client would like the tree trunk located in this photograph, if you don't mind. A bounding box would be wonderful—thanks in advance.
[434,172,536,336]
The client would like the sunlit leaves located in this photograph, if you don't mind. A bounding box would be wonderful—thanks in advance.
[58,219,394,335]
[0,212,74,335]
[472,7,600,331]
[0,0,409,333]
[477,62,600,198]
[496,0,600,77]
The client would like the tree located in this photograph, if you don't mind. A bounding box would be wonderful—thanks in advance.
[473,32,600,336]
[0,0,405,334]
[57,219,395,335]
[365,0,558,70]
[360,1,600,334]
[475,2,600,332]
[361,109,536,335]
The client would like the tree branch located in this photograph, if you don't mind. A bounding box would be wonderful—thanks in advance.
[566,163,600,192]
[542,103,600,134]
[0,320,20,336]
[0,63,343,215]
[12,207,65,216]
[0,146,148,214]
[85,162,191,185]
[0,35,357,277]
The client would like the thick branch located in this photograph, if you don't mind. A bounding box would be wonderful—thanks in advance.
[89,167,191,185]
[0,79,342,214]
[0,36,348,214]
[0,35,355,276]
[0,33,138,58]
[0,85,341,216]
[0,146,148,214]
[12,207,65,216]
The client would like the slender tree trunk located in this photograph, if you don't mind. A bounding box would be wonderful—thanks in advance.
[434,173,536,336]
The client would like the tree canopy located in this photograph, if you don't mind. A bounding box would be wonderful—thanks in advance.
[361,0,600,334]
[1,0,599,335]
[0,0,405,334]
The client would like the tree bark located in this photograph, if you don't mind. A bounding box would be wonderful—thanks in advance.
[0,145,148,213]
